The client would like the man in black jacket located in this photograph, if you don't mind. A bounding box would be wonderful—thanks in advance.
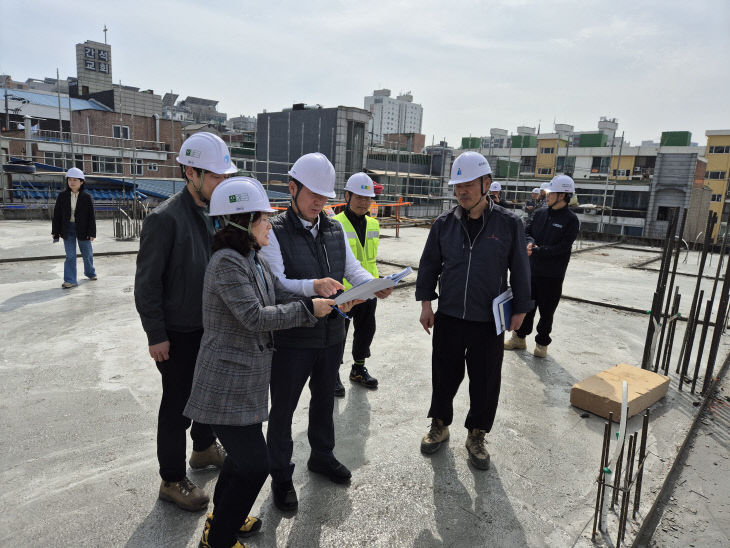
[504,175,579,358]
[135,132,237,512]
[416,151,532,470]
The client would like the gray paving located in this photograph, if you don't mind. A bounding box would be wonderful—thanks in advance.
[0,221,727,547]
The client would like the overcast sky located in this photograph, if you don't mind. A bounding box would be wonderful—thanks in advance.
[2,0,728,146]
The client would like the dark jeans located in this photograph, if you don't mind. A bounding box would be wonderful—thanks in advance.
[208,423,269,548]
[428,312,504,432]
[516,275,564,346]
[267,344,342,484]
[343,298,377,363]
[156,329,216,482]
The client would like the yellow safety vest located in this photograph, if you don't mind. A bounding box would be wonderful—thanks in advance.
[334,211,380,290]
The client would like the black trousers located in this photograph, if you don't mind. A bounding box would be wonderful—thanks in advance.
[428,312,504,432]
[267,344,342,484]
[516,275,564,346]
[156,329,216,482]
[208,423,269,548]
[343,298,377,363]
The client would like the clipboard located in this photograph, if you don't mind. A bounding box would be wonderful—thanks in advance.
[492,288,513,335]
[334,267,413,305]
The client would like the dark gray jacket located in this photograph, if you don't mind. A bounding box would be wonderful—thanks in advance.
[135,188,214,345]
[184,249,317,426]
[416,202,533,321]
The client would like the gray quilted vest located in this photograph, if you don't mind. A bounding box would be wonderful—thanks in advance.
[270,207,347,348]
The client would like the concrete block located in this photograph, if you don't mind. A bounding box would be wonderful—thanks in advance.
[570,363,670,419]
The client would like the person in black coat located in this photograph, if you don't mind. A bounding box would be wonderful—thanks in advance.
[51,167,97,288]
[504,175,579,358]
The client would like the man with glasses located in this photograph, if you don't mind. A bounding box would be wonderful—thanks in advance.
[135,132,236,511]
[259,153,391,512]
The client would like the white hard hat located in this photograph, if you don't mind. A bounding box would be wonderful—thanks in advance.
[449,151,492,185]
[177,132,237,175]
[66,167,85,180]
[540,182,550,190]
[532,187,541,194]
[209,176,275,216]
[288,153,336,198]
[545,174,575,193]
[345,172,375,197]
[489,181,502,192]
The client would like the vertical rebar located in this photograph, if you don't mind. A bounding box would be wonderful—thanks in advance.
[702,245,730,394]
[633,411,650,517]
[654,209,688,371]
[661,288,681,375]
[676,212,714,374]
[691,298,714,393]
[592,419,611,541]
[679,290,704,390]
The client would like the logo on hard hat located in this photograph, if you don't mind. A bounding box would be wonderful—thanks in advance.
[228,193,249,203]
[186,148,201,159]
[224,155,230,163]
[361,185,371,190]
[457,168,462,175]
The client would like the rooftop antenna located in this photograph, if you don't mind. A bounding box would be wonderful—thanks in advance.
[103,24,108,44]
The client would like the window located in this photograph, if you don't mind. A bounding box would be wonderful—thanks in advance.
[709,145,730,154]
[92,155,123,174]
[133,159,144,176]
[44,152,83,170]
[707,171,727,180]
[657,206,672,221]
[711,194,723,202]
[148,162,159,172]
[613,169,631,177]
[540,147,555,154]
[113,125,130,139]
[537,167,553,175]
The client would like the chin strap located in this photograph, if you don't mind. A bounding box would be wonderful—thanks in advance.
[193,169,209,205]
[225,217,253,233]
[463,176,491,214]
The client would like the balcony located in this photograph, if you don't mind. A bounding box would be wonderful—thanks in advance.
[33,130,169,152]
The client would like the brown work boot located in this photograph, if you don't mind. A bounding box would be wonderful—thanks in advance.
[159,477,209,511]
[504,334,526,350]
[420,418,450,454]
[465,429,490,470]
[533,344,548,358]
[189,441,227,469]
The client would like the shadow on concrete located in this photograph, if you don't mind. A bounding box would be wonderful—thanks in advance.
[252,379,369,547]
[124,468,217,548]
[0,288,68,313]
[414,447,528,547]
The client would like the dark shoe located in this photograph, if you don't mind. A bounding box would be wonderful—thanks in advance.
[61,282,77,289]
[189,441,227,469]
[334,374,346,398]
[465,428,490,470]
[159,477,209,512]
[88,276,97,281]
[350,365,378,389]
[272,479,298,511]
[420,418,449,455]
[307,457,352,484]
[205,512,262,537]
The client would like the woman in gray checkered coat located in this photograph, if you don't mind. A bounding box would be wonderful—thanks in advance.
[184,177,342,548]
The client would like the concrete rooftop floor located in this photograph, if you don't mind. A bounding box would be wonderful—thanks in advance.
[0,220,727,547]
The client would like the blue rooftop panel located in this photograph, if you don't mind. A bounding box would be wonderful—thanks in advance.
[1,87,111,111]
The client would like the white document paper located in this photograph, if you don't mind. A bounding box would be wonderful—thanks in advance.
[492,288,513,335]
[334,266,414,305]
[334,277,395,305]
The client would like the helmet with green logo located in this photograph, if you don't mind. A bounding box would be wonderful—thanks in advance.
[176,132,237,175]
[209,177,275,217]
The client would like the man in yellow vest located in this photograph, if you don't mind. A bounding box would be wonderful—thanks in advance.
[333,172,381,396]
